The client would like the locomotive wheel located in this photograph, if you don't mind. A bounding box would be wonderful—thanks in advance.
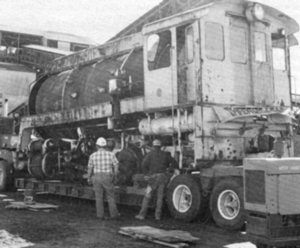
[0,161,12,192]
[42,153,58,178]
[210,179,245,230]
[28,154,45,179]
[167,174,207,222]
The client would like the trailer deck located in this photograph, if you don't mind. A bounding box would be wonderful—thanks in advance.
[14,178,146,207]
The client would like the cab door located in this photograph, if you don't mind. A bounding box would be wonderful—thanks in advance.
[250,22,274,105]
[144,30,175,109]
[185,21,200,102]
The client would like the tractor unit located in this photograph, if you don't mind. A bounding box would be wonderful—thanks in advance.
[0,0,299,231]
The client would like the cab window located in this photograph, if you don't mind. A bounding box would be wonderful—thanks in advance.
[272,34,286,71]
[255,32,267,62]
[186,26,194,64]
[147,30,171,71]
[230,26,247,64]
[205,22,224,61]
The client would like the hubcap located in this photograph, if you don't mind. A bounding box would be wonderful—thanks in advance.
[172,185,192,213]
[217,190,240,220]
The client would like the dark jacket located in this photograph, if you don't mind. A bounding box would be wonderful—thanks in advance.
[142,149,178,175]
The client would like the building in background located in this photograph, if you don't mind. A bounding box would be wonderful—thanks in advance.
[0,25,98,118]
[0,25,98,71]
[0,63,35,114]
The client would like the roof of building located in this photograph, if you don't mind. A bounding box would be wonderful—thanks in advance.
[44,31,98,46]
[0,24,99,46]
[0,62,35,73]
[23,45,74,55]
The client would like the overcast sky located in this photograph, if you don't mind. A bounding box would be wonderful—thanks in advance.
[0,0,299,90]
[0,0,298,44]
[0,0,161,43]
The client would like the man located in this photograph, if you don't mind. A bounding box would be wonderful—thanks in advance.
[117,141,144,186]
[87,137,119,220]
[135,139,179,221]
[106,139,116,152]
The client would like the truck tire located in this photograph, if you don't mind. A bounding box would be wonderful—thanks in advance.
[0,161,12,192]
[167,174,204,222]
[210,179,245,230]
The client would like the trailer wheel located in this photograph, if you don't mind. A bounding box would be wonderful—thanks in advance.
[167,174,205,222]
[210,179,245,230]
[0,161,12,192]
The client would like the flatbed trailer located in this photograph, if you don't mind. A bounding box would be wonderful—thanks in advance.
[14,178,146,207]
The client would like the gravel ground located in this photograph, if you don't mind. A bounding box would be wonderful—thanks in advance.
[0,191,248,248]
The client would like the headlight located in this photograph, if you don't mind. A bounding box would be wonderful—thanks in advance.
[280,28,287,36]
[246,3,265,22]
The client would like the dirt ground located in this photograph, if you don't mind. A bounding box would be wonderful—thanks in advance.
[0,191,249,248]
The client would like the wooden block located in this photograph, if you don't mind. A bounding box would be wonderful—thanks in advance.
[6,201,59,210]
[119,231,189,248]
[6,204,29,210]
[28,203,59,210]
[120,226,199,243]
[28,208,39,212]
[43,210,53,213]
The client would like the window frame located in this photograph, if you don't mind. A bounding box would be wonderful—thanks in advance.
[205,22,225,61]
[147,30,172,71]
[230,25,248,64]
[186,26,194,64]
[272,47,286,71]
[254,31,267,63]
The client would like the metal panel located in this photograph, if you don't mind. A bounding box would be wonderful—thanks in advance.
[265,175,278,214]
[120,97,145,114]
[274,70,290,107]
[250,22,274,105]
[21,102,112,128]
[278,175,300,215]
[245,170,266,204]
[244,158,300,175]
[144,68,173,109]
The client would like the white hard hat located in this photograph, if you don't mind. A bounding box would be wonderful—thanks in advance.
[96,137,107,147]
[153,139,161,146]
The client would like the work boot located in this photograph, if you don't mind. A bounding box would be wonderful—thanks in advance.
[135,215,145,220]
[107,213,121,221]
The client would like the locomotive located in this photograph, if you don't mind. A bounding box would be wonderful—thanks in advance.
[1,0,299,230]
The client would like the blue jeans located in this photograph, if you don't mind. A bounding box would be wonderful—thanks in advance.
[138,176,166,219]
[92,173,119,218]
